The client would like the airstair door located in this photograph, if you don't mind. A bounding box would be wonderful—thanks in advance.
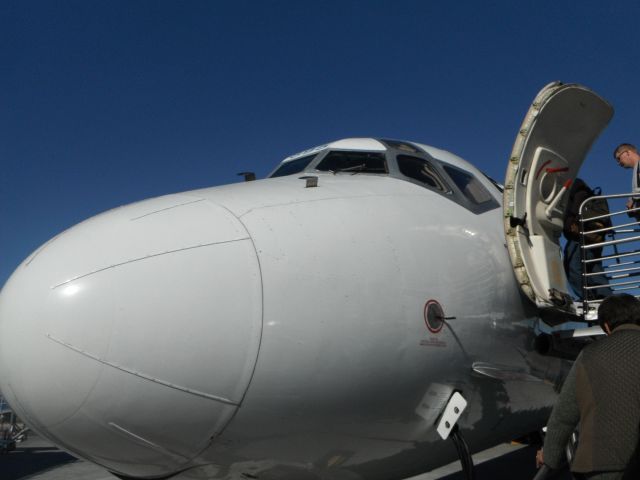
[503,82,613,310]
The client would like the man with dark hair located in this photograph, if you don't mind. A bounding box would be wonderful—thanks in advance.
[597,293,640,332]
[537,294,640,479]
[613,143,640,217]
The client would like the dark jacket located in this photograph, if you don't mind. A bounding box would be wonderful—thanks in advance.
[563,181,592,242]
[543,324,640,473]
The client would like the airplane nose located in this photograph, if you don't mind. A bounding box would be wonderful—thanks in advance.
[0,195,263,477]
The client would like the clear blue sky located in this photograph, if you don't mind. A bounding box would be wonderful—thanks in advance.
[2,0,639,287]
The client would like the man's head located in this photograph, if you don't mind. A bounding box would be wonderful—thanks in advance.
[613,143,640,169]
[598,294,640,332]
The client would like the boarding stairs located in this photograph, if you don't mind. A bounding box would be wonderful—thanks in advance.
[575,191,640,319]
[534,191,640,358]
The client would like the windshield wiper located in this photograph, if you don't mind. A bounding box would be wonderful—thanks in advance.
[332,164,387,175]
[332,163,366,174]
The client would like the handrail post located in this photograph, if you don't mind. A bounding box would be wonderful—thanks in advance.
[580,215,588,317]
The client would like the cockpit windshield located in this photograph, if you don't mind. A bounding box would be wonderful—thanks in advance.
[315,151,387,174]
[270,154,317,178]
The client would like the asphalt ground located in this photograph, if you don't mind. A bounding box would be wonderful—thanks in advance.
[1,434,572,480]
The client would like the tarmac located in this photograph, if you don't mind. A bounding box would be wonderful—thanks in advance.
[1,434,572,480]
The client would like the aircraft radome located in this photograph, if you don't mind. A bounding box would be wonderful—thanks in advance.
[0,82,612,480]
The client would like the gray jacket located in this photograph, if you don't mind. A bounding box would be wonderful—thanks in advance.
[543,324,640,473]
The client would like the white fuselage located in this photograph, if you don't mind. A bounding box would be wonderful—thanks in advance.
[0,155,569,479]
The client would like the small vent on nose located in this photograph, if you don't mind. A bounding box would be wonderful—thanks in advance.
[237,172,256,182]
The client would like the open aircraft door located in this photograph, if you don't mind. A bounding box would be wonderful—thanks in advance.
[503,82,613,312]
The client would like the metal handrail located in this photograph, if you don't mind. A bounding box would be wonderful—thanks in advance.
[578,192,640,317]
[588,249,640,263]
[598,265,640,277]
[583,234,640,250]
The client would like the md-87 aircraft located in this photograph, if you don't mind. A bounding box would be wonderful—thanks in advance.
[0,82,612,480]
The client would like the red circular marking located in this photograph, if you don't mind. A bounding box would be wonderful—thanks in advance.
[424,299,444,334]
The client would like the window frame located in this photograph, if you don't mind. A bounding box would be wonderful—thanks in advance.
[269,154,319,178]
[392,152,499,215]
[396,154,452,194]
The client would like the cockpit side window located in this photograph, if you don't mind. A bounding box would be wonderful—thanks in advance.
[315,151,387,174]
[270,154,317,178]
[397,155,451,193]
[442,165,494,205]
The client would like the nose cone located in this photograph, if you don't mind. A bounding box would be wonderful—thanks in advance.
[0,194,262,477]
